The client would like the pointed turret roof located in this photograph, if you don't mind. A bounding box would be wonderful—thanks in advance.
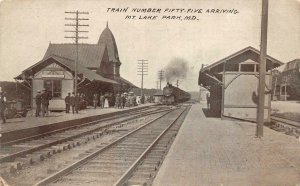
[98,23,120,63]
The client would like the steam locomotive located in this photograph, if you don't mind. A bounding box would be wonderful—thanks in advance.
[162,82,191,105]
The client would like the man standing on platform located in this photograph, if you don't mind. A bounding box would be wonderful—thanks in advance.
[74,93,80,113]
[121,94,126,109]
[93,93,98,109]
[41,89,50,117]
[65,92,71,113]
[118,93,122,109]
[0,91,7,124]
[115,93,120,109]
[35,90,42,117]
[100,94,105,109]
[70,92,75,114]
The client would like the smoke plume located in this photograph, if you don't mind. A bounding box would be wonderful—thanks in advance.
[164,58,189,83]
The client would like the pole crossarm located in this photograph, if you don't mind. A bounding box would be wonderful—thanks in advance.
[137,59,149,98]
[64,36,89,39]
[157,70,164,90]
[65,18,89,20]
[65,30,89,33]
[65,24,89,27]
[65,36,88,39]
[64,10,89,96]
[65,11,89,14]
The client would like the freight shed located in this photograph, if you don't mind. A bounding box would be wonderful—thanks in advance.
[198,46,283,121]
[153,90,164,104]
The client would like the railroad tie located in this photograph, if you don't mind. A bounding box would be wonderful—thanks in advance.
[39,150,52,158]
[50,145,62,153]
[16,156,33,165]
[47,168,58,174]
[9,162,23,173]
[31,152,46,162]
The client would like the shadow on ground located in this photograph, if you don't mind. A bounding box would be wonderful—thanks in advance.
[2,120,25,124]
[202,108,220,118]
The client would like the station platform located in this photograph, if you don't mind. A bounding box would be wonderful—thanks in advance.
[272,101,300,114]
[153,103,300,186]
[0,104,154,143]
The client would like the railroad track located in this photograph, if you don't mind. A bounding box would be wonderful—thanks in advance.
[28,105,190,186]
[270,115,300,137]
[1,106,157,146]
[0,106,173,175]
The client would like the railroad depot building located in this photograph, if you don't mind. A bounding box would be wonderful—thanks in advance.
[15,24,136,110]
[198,46,283,121]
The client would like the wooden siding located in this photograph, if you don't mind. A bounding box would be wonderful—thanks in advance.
[223,72,271,120]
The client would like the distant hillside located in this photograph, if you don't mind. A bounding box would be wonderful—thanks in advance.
[131,88,160,96]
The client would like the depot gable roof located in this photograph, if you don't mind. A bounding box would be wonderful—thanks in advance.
[198,46,284,87]
[43,44,105,69]
[200,46,284,73]
[15,55,119,84]
[43,25,120,69]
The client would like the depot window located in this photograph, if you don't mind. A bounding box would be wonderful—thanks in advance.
[44,80,62,98]
[240,64,256,72]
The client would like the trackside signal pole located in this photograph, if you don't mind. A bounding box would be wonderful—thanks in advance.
[137,60,148,98]
[65,11,89,96]
[158,70,164,90]
[256,0,269,138]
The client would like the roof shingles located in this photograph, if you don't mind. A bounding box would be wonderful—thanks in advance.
[43,44,103,69]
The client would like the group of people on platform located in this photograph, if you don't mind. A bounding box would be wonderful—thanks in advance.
[91,92,142,110]
[34,89,154,116]
[63,91,153,114]
[93,93,109,109]
[35,89,52,117]
[64,92,82,114]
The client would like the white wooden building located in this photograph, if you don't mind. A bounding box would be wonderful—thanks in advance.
[198,46,283,121]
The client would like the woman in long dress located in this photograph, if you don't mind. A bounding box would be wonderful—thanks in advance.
[104,97,109,108]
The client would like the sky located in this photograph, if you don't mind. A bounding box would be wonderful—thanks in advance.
[0,0,299,91]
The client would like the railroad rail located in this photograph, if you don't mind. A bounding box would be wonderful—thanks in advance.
[0,107,163,161]
[31,105,190,186]
[115,105,190,186]
[270,115,300,137]
[1,106,155,146]
[0,106,174,176]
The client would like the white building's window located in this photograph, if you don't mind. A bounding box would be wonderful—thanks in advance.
[240,64,255,72]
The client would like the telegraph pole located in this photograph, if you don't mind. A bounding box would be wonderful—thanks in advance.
[65,11,89,96]
[137,60,148,98]
[256,0,268,138]
[272,70,279,100]
[157,70,164,90]
[176,80,179,88]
